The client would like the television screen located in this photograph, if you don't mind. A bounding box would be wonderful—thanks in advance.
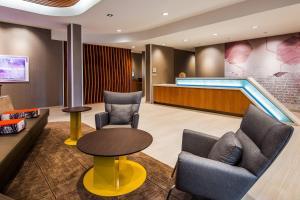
[0,55,29,82]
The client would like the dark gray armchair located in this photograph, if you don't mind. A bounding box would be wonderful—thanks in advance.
[95,91,142,129]
[168,105,294,200]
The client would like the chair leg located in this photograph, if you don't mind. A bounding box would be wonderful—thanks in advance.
[171,161,177,178]
[166,185,175,200]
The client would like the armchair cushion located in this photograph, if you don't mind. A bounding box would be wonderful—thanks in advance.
[208,132,242,165]
[109,104,133,125]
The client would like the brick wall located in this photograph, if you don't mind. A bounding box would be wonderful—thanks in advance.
[255,73,300,111]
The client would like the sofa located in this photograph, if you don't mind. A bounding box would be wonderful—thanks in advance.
[0,96,49,194]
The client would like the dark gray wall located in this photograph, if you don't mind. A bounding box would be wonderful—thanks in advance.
[174,49,195,78]
[132,52,142,79]
[195,44,225,77]
[152,45,175,84]
[0,22,63,109]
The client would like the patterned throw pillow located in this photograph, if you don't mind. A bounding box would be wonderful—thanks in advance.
[0,119,26,135]
[1,108,40,120]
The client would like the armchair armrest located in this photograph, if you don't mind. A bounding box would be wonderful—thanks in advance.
[182,129,218,158]
[176,151,256,200]
[95,112,109,129]
[131,112,139,128]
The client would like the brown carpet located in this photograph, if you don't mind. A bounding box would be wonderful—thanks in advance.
[4,122,192,200]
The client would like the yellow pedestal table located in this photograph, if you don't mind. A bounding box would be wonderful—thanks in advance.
[62,106,91,146]
[77,128,153,197]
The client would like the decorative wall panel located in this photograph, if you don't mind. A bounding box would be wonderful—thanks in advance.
[23,0,79,7]
[83,44,132,104]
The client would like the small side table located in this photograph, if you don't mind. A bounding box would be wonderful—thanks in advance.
[62,106,91,146]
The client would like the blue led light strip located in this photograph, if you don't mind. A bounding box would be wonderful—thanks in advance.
[175,78,292,123]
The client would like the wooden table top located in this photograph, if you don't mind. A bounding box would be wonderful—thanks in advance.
[62,106,91,113]
[77,128,153,157]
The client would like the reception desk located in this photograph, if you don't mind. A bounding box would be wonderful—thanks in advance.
[153,78,299,125]
[154,84,251,116]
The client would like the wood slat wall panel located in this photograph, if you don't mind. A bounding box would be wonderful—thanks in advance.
[64,43,132,105]
[23,0,80,7]
[83,44,132,104]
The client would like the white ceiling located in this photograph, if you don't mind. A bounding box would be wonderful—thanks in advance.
[0,0,300,52]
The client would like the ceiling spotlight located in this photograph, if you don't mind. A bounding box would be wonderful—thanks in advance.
[213,33,218,36]
[106,13,113,17]
[252,25,259,29]
[162,43,166,46]
[116,29,122,33]
[162,12,169,16]
[132,46,135,49]
[183,39,188,42]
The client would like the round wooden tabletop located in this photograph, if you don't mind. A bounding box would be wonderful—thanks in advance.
[77,128,153,157]
[62,106,91,113]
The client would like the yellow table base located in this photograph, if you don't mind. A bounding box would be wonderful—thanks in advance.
[64,112,81,146]
[83,156,146,196]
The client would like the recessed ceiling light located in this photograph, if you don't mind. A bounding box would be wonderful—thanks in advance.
[213,33,218,36]
[252,25,259,29]
[162,12,169,16]
[106,13,113,17]
[132,46,135,49]
[183,39,188,42]
[116,29,122,33]
[162,43,166,46]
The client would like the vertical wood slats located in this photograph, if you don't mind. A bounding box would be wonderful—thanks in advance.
[83,44,132,104]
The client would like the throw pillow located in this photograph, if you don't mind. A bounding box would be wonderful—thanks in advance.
[208,132,242,165]
[109,104,133,125]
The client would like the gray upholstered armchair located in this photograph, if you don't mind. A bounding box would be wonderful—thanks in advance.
[95,91,142,129]
[168,105,294,200]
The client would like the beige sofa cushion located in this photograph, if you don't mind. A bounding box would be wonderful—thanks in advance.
[0,96,14,113]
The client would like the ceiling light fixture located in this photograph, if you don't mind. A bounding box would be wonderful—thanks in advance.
[183,39,188,42]
[162,43,166,46]
[132,46,135,49]
[162,12,169,16]
[252,25,259,29]
[213,33,218,36]
[116,29,122,33]
[106,13,113,17]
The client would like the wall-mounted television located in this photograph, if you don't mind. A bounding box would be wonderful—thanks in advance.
[0,55,29,83]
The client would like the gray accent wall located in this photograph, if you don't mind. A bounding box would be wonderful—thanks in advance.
[132,53,142,79]
[174,49,195,78]
[151,45,175,84]
[195,44,225,77]
[0,22,63,109]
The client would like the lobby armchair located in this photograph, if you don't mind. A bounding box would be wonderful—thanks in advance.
[95,91,142,129]
[168,105,294,200]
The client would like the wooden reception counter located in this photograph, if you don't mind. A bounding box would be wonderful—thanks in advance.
[153,84,252,116]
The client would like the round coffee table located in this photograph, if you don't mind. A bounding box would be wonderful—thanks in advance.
[77,128,153,197]
[62,106,91,146]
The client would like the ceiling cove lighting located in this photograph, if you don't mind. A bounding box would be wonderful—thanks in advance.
[162,12,169,16]
[0,0,101,16]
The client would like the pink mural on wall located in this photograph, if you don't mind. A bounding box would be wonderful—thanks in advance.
[225,33,300,78]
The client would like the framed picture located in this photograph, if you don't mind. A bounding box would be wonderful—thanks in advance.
[0,55,29,83]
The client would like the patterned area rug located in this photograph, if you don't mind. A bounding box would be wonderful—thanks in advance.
[4,122,192,200]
